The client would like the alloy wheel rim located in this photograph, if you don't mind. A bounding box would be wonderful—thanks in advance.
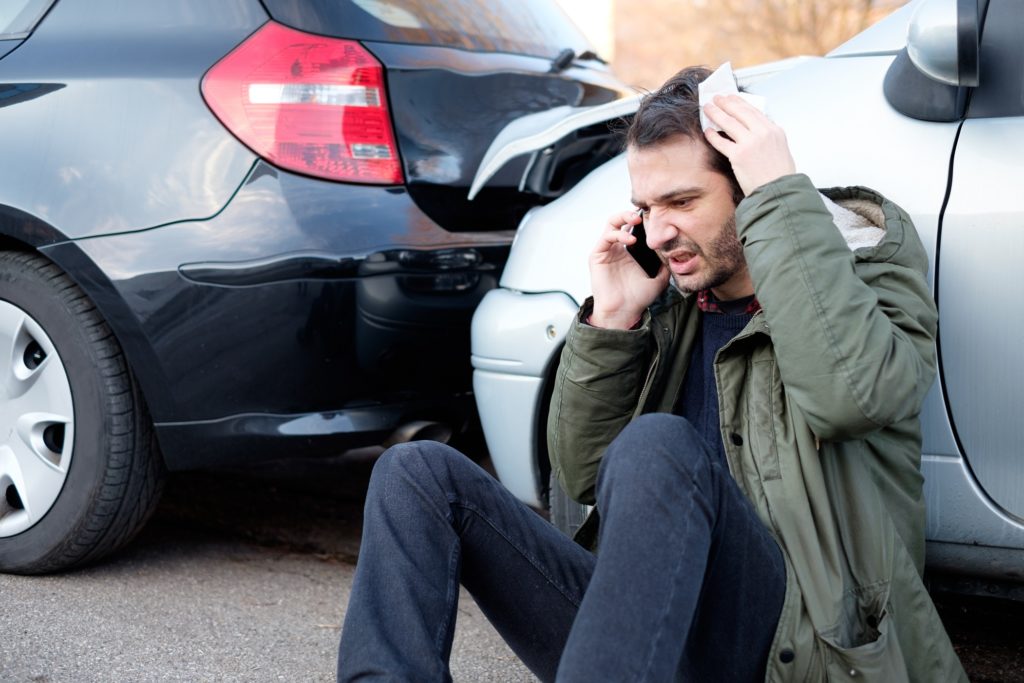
[0,301,75,537]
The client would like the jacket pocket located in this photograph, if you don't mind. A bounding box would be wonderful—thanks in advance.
[817,610,908,682]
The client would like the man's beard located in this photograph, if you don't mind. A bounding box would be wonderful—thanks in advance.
[659,215,746,294]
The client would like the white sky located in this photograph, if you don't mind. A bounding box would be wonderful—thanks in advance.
[556,0,615,58]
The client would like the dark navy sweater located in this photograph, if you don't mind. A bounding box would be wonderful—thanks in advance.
[675,298,756,465]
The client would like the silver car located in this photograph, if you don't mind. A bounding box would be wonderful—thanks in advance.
[469,0,1024,592]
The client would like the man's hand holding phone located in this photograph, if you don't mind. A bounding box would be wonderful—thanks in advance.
[588,209,670,330]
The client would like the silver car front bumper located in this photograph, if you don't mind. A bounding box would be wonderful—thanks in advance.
[471,288,579,507]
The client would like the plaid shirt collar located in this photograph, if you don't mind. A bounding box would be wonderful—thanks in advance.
[696,289,762,315]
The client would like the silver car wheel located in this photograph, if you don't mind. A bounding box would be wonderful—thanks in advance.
[0,301,75,537]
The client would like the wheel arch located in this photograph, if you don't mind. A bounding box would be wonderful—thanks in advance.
[0,203,173,425]
[532,341,565,509]
[35,242,172,454]
[0,203,70,248]
[0,215,173,469]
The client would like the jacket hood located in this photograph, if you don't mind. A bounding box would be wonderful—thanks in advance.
[820,192,886,250]
[820,184,931,274]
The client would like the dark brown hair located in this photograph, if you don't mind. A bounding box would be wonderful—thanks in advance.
[624,66,744,204]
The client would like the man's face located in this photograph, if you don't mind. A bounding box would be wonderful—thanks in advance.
[627,135,752,300]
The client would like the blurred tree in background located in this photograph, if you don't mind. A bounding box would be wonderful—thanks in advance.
[611,0,906,90]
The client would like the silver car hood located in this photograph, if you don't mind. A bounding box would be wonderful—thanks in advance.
[467,98,639,200]
[468,56,815,200]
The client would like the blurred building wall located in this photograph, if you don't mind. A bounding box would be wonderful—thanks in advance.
[561,0,907,92]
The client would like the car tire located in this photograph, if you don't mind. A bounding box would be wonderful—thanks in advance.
[548,471,589,539]
[0,251,164,574]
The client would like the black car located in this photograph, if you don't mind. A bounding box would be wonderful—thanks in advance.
[0,0,627,573]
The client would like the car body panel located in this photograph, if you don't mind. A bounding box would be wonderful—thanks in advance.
[51,161,509,465]
[473,369,547,506]
[938,116,1024,521]
[964,0,1024,119]
[825,0,915,57]
[0,0,264,241]
[0,40,20,60]
[924,456,1024,579]
[0,0,55,41]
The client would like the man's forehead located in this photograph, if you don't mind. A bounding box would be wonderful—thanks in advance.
[627,136,719,204]
[627,134,708,162]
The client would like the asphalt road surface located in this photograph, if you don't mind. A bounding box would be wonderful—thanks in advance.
[2,449,1023,682]
[1,450,534,682]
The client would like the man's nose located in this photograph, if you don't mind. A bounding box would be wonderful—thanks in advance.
[643,213,675,251]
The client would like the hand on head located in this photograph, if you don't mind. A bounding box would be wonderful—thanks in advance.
[703,94,796,196]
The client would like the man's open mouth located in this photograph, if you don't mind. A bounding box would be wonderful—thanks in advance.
[668,251,700,275]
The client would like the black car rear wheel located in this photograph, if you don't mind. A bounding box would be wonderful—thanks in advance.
[0,252,164,574]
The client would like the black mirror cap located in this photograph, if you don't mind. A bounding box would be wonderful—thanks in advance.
[883,48,969,122]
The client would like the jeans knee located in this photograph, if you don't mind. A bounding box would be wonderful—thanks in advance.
[369,440,475,502]
[598,414,712,496]
[623,412,699,444]
[372,441,418,479]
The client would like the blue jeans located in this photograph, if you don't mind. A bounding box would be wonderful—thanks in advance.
[337,414,785,682]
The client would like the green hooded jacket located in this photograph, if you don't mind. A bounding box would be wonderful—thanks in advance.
[547,174,966,681]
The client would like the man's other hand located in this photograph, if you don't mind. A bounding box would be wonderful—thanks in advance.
[703,94,796,196]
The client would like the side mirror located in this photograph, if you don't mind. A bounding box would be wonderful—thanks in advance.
[906,0,981,87]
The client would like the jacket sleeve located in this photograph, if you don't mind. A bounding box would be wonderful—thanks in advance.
[737,174,938,441]
[546,301,653,504]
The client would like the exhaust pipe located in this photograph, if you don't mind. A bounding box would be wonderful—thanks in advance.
[384,421,453,448]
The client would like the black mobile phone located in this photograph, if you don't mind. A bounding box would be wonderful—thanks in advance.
[627,220,662,278]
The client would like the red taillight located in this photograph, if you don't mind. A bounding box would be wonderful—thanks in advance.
[202,21,403,185]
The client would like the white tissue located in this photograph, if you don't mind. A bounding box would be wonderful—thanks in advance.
[698,62,767,132]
